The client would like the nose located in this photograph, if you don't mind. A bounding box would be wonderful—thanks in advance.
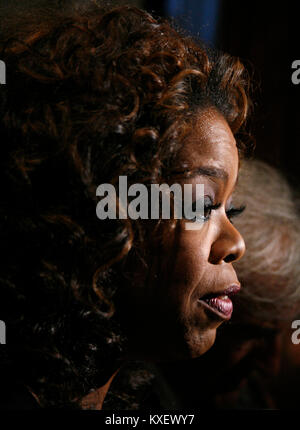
[209,218,246,264]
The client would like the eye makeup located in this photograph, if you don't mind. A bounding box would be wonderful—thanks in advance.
[225,205,246,223]
[187,198,245,224]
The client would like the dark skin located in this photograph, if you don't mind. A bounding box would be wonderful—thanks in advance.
[83,107,246,408]
[118,107,246,360]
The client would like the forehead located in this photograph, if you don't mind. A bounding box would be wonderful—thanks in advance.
[177,108,238,171]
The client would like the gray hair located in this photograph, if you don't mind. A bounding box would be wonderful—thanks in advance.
[233,159,300,321]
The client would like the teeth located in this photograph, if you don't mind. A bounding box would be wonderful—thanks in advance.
[202,294,229,303]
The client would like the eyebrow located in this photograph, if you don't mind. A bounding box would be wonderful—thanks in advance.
[171,166,229,181]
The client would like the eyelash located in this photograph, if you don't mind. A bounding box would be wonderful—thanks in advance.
[225,205,246,223]
[189,203,246,223]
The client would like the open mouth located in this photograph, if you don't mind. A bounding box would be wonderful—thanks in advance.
[197,284,240,320]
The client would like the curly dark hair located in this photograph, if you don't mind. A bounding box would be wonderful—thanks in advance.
[0,0,252,408]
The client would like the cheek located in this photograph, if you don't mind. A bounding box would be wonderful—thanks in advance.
[161,227,212,309]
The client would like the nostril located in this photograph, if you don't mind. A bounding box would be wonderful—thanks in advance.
[224,253,236,263]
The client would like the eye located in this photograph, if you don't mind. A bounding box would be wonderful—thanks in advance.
[188,197,221,223]
[186,202,246,224]
[226,205,246,224]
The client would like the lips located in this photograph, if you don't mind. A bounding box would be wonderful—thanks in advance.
[197,284,240,320]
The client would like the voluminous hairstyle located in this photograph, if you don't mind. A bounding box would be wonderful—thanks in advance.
[0,0,251,407]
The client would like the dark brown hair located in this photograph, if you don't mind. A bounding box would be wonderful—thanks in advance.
[0,0,251,407]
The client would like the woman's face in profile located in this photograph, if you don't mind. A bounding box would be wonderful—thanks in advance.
[117,107,246,361]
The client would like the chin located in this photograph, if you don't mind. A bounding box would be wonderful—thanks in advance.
[184,327,217,358]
